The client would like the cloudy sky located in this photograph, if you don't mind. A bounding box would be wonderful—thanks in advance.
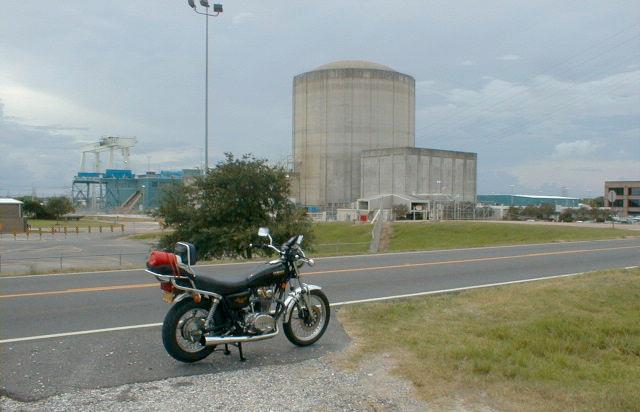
[0,0,638,198]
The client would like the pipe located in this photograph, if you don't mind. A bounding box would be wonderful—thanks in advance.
[203,327,279,346]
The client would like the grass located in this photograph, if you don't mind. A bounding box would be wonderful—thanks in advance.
[388,221,636,252]
[310,222,372,255]
[339,268,640,411]
[126,230,169,241]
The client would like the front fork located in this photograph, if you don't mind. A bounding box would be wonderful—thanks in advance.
[293,266,313,318]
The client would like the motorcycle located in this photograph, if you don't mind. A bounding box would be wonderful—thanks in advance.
[145,227,330,363]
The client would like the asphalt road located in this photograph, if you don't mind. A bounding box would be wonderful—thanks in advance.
[0,233,155,275]
[1,238,638,401]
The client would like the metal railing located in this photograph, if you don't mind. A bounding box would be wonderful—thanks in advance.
[0,242,374,275]
[0,252,149,275]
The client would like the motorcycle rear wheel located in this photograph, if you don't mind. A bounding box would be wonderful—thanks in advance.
[162,298,215,363]
[283,289,330,346]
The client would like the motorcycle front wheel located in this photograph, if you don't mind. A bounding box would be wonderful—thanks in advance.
[162,298,215,363]
[283,289,330,346]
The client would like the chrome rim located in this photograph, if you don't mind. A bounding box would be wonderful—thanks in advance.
[176,308,208,353]
[290,295,326,342]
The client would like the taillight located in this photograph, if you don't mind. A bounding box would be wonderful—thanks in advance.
[160,282,174,293]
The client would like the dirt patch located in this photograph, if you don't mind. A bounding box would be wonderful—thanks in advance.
[377,223,394,252]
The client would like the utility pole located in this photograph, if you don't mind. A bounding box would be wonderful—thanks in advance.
[187,0,223,174]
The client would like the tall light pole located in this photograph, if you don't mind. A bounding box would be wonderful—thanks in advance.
[187,0,223,174]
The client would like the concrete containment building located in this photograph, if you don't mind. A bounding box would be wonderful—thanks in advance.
[290,60,477,218]
[361,147,477,202]
[292,60,415,207]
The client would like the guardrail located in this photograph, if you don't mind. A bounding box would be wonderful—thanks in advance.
[0,242,372,275]
[0,252,149,275]
[0,224,127,239]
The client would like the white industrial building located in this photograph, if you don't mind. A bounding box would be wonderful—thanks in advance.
[290,60,477,219]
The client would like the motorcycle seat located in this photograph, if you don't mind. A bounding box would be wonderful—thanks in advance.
[192,274,250,295]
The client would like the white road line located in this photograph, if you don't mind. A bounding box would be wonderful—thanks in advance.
[330,271,585,306]
[3,266,638,344]
[2,237,638,280]
[1,268,614,344]
[0,323,162,344]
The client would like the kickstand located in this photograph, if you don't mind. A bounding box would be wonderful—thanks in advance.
[223,344,231,355]
[237,342,246,362]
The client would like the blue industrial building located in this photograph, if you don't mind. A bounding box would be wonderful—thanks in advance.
[477,194,580,208]
[72,169,200,212]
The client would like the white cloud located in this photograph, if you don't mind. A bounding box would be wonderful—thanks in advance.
[552,140,603,158]
[507,159,640,195]
[498,54,520,61]
[459,60,476,66]
[232,12,255,25]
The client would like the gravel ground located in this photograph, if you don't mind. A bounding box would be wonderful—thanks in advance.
[0,352,427,411]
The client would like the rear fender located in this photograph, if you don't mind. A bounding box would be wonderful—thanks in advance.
[283,284,322,324]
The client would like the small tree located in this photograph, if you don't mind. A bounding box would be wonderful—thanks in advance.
[156,153,313,259]
[539,203,556,221]
[45,197,74,222]
[559,208,575,222]
[17,196,49,219]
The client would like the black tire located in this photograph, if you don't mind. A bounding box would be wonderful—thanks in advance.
[283,289,330,346]
[162,298,215,363]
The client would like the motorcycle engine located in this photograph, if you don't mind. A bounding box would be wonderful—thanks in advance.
[244,287,276,334]
[244,312,275,334]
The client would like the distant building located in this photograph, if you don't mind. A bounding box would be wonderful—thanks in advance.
[0,198,27,234]
[604,181,640,217]
[477,194,580,208]
[72,169,201,212]
[290,60,477,212]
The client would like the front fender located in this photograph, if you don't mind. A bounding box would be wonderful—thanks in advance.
[282,284,322,324]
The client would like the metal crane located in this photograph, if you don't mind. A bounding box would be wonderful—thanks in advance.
[80,137,137,173]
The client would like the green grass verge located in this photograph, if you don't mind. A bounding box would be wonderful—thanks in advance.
[388,221,636,252]
[340,268,640,411]
[310,222,371,255]
[27,219,120,229]
[126,230,169,241]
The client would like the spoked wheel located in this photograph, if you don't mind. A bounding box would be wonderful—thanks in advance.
[284,289,330,346]
[162,298,215,363]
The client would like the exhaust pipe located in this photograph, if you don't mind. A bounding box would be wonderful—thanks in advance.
[203,327,279,346]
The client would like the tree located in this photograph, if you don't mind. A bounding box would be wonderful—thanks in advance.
[582,196,604,208]
[559,208,575,222]
[17,196,48,219]
[156,153,313,259]
[45,197,74,221]
[538,203,556,221]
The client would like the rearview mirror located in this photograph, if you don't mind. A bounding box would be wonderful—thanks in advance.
[258,227,270,237]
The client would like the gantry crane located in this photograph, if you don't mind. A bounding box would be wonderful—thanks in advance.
[80,136,137,172]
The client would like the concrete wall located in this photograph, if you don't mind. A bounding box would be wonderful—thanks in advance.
[360,147,477,202]
[292,62,415,207]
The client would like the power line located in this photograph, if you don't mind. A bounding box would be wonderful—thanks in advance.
[418,53,640,146]
[415,25,640,139]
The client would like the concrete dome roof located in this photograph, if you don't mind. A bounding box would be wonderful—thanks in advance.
[314,60,395,71]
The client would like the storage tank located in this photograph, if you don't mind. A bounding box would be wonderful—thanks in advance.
[292,60,415,207]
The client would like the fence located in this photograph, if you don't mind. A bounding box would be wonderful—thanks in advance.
[0,252,149,275]
[0,242,373,275]
[0,224,127,239]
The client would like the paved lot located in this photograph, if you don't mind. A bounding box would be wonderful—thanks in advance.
[0,238,638,404]
[0,233,156,275]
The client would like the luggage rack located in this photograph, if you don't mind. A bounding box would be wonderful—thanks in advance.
[145,269,222,300]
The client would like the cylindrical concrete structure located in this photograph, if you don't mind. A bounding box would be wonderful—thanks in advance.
[292,60,415,207]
